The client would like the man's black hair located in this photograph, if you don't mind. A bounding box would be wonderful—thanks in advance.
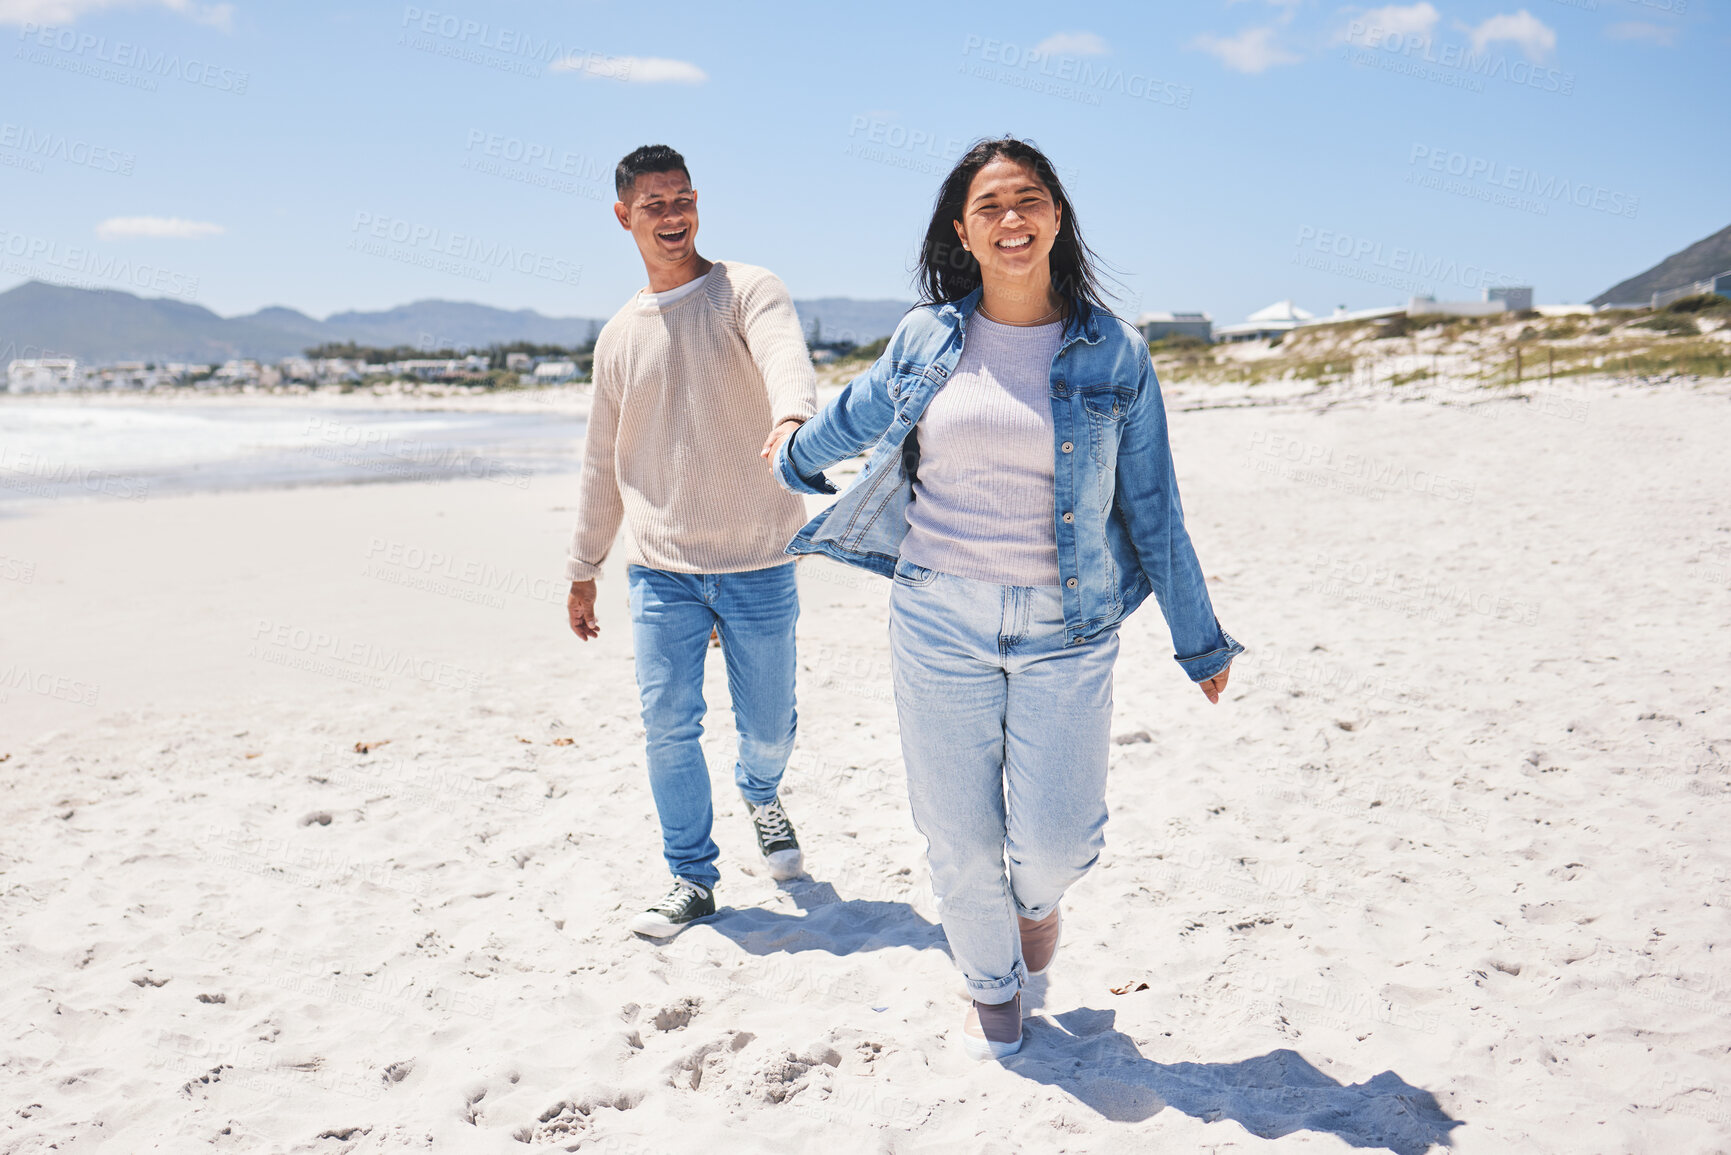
[615,144,691,202]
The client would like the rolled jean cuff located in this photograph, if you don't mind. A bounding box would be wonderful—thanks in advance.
[967,965,1025,1005]
[1014,899,1060,922]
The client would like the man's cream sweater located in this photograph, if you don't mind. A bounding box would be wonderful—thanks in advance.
[564,261,817,582]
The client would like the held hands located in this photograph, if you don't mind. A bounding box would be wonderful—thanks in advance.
[1199,665,1231,704]
[760,417,805,460]
[567,580,600,641]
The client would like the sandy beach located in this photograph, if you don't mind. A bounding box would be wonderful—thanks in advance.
[3,375,1729,1154]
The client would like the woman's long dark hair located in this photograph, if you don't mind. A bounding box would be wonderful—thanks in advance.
[915,137,1111,318]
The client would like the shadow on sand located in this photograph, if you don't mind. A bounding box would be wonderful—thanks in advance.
[1012,1008,1461,1154]
[703,878,948,957]
[694,881,1459,1152]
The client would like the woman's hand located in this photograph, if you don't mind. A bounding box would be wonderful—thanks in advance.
[1199,665,1231,704]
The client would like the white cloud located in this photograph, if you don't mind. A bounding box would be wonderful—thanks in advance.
[1606,20,1675,46]
[1193,25,1300,73]
[1341,2,1440,42]
[552,54,707,84]
[1467,10,1556,61]
[0,0,230,27]
[1033,31,1109,56]
[96,216,224,240]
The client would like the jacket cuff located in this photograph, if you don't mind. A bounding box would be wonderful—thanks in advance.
[564,558,603,583]
[1175,627,1245,683]
[773,438,836,497]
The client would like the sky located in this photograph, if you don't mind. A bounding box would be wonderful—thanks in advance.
[1,0,1724,326]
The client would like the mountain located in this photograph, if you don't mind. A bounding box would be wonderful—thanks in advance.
[791,297,914,346]
[1593,223,1731,307]
[0,281,916,367]
[0,282,328,366]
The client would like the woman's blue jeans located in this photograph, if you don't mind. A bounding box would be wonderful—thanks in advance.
[888,560,1117,1005]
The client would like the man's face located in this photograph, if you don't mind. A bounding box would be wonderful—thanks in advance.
[614,169,699,268]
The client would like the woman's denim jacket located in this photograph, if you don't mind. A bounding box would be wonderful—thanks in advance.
[774,289,1243,683]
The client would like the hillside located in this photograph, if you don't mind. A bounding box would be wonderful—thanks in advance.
[1593,223,1731,307]
[0,281,915,367]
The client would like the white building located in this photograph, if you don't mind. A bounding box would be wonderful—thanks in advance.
[1410,286,1535,317]
[1214,300,1315,343]
[532,360,579,383]
[7,358,80,392]
[1137,311,1214,343]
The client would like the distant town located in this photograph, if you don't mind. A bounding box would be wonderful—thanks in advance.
[6,272,1728,395]
[5,341,596,394]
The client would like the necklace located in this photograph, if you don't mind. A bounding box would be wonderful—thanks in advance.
[978,299,1065,327]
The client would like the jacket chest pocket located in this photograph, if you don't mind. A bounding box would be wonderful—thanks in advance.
[1079,387,1132,465]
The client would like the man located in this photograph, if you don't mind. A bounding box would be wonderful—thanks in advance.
[566,144,815,938]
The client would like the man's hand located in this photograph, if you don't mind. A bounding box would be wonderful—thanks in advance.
[760,417,805,460]
[568,580,600,640]
[1199,665,1231,704]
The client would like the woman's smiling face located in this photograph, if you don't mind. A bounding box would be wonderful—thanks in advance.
[952,158,1061,291]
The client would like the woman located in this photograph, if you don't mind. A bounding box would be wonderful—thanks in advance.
[770,138,1242,1060]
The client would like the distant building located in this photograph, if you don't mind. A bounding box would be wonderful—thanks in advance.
[214,359,262,384]
[1410,286,1535,317]
[1214,300,1315,343]
[7,358,80,392]
[532,360,578,383]
[1652,270,1731,309]
[505,352,532,371]
[1485,286,1534,312]
[279,356,317,382]
[810,348,838,364]
[1136,311,1213,343]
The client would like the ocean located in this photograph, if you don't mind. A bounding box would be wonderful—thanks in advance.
[0,401,585,503]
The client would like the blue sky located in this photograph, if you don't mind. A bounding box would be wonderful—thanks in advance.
[1,0,1722,325]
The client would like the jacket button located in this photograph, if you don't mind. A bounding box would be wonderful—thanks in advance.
[1061,441,1074,453]
[1062,512,1074,523]
[1066,577,1078,588]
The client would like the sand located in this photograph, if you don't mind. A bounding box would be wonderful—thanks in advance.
[2,375,1728,1154]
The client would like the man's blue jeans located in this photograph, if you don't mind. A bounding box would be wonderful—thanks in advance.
[626,563,799,890]
[888,560,1117,1005]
